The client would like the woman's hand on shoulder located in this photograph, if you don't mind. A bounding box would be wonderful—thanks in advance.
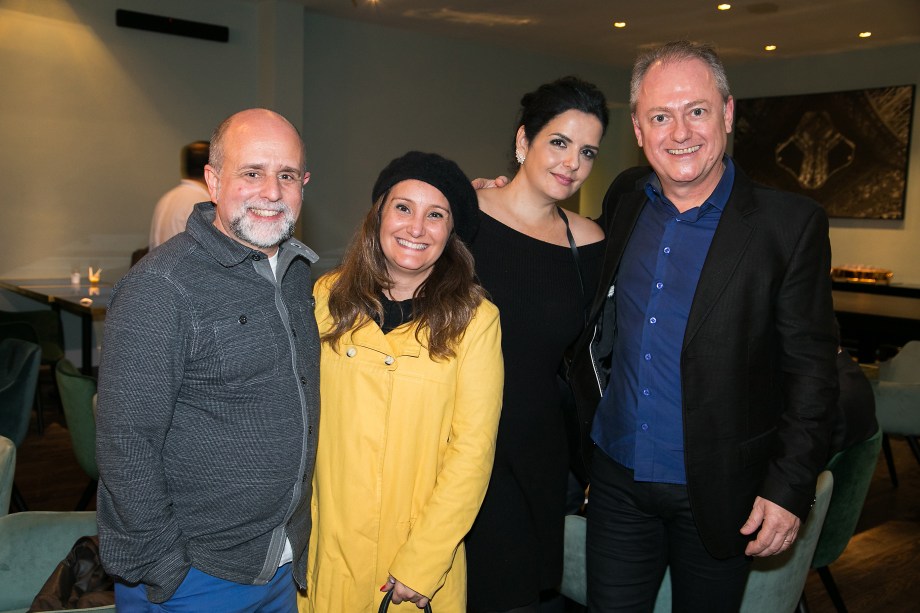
[471,175,509,190]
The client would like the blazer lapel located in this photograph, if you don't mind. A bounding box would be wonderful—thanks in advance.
[683,172,758,348]
[591,191,646,320]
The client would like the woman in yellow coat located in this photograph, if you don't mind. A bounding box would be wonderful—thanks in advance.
[299,152,503,613]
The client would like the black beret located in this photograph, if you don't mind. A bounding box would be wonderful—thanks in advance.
[372,151,479,244]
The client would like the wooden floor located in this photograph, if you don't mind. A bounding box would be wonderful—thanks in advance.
[14,377,98,513]
[802,434,920,613]
[11,379,920,612]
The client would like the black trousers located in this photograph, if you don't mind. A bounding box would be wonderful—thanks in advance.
[585,448,751,612]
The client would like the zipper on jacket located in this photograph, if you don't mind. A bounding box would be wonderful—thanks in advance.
[589,283,615,397]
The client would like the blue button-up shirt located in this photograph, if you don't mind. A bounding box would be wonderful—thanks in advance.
[592,158,735,484]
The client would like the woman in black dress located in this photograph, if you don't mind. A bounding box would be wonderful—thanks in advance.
[466,77,609,612]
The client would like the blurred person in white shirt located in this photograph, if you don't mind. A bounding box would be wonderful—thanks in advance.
[149,141,210,249]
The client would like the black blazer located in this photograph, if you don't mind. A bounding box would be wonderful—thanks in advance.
[568,164,839,558]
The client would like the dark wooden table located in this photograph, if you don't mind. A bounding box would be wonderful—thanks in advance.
[0,278,112,374]
[833,288,920,363]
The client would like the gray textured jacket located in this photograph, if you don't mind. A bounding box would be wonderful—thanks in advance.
[96,202,320,602]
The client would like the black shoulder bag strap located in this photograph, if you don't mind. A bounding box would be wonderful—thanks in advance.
[557,206,587,327]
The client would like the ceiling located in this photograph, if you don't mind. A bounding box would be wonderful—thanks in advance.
[295,0,920,68]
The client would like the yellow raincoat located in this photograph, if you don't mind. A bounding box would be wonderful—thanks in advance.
[299,274,503,613]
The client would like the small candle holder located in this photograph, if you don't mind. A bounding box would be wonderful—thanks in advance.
[88,267,102,284]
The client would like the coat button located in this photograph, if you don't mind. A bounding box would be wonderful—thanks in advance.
[346,347,357,357]
[238,315,247,324]
[384,356,395,365]
[300,376,307,384]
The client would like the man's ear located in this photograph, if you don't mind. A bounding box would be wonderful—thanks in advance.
[204,164,220,202]
[631,115,643,147]
[723,95,735,134]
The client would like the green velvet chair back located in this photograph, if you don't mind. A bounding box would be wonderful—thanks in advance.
[879,340,920,384]
[0,511,110,613]
[811,428,882,569]
[0,435,14,516]
[874,380,920,435]
[560,514,587,605]
[0,309,65,365]
[0,321,41,347]
[55,359,98,481]
[876,340,920,435]
[0,338,42,446]
[653,470,834,613]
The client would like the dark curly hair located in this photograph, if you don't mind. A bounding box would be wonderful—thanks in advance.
[512,76,609,167]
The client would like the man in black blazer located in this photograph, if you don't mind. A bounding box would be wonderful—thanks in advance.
[567,41,838,611]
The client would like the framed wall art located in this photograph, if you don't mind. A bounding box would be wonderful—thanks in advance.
[733,85,915,219]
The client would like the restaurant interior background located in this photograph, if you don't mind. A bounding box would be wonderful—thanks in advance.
[1,0,919,367]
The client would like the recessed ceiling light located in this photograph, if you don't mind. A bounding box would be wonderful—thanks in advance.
[764,44,777,51]
[859,31,872,38]
[613,21,626,28]
[717,3,732,10]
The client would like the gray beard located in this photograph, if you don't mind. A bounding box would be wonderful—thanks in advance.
[229,209,296,249]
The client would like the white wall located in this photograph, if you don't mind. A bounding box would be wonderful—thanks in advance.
[298,15,920,286]
[0,0,265,362]
[0,0,267,282]
[0,1,630,360]
[728,44,920,285]
[2,2,918,360]
[298,11,629,269]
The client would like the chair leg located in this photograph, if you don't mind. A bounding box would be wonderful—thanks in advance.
[881,433,899,488]
[11,482,29,512]
[907,436,920,465]
[34,382,45,434]
[75,479,98,511]
[817,566,848,613]
[797,590,811,613]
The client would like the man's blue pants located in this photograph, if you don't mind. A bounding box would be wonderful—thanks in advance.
[114,563,296,612]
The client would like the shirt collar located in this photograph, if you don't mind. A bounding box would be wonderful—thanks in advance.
[707,156,735,212]
[644,156,735,214]
[185,201,319,270]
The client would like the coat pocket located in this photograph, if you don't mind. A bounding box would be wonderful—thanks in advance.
[212,308,281,387]
[739,427,778,468]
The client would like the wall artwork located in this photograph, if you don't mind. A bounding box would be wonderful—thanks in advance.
[733,85,915,219]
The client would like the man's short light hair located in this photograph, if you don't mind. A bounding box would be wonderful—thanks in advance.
[629,41,731,114]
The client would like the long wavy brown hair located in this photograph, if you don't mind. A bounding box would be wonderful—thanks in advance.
[323,190,486,360]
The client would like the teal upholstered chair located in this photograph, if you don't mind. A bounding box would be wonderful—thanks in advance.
[0,310,66,433]
[0,435,15,516]
[0,338,42,512]
[55,359,99,511]
[802,429,882,612]
[560,514,588,605]
[0,511,114,613]
[0,321,41,348]
[653,470,834,613]
[874,340,920,487]
[0,311,64,361]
